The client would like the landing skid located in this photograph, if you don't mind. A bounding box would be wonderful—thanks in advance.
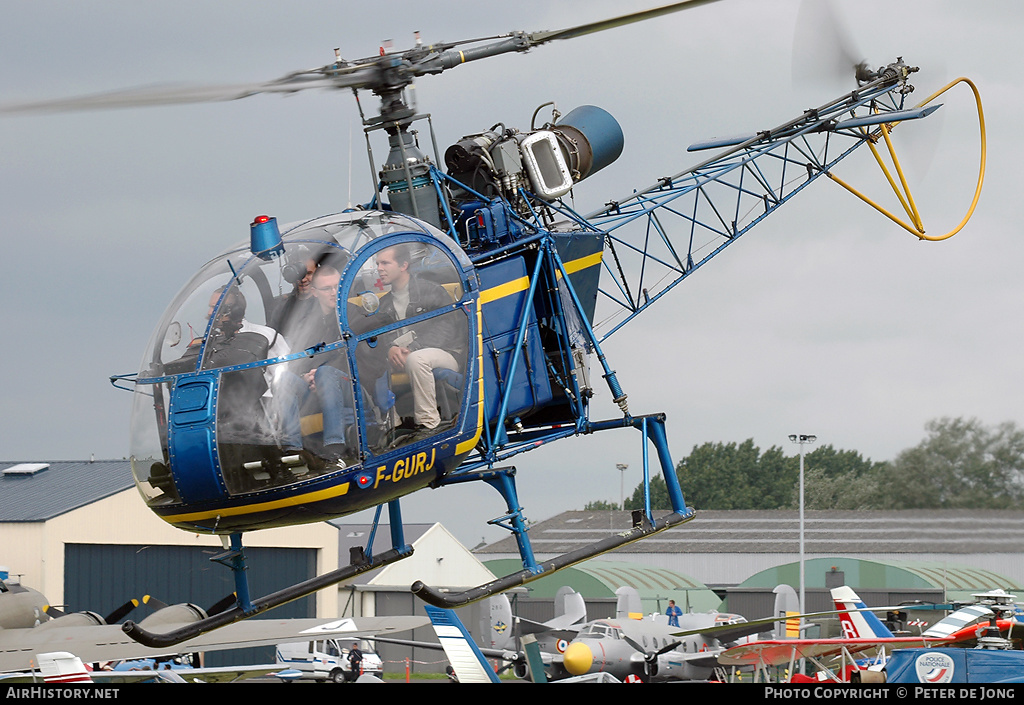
[123,501,415,649]
[412,508,694,608]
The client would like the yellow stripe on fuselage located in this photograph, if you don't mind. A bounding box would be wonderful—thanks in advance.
[480,276,528,304]
[556,250,603,280]
[478,251,603,303]
[160,481,351,525]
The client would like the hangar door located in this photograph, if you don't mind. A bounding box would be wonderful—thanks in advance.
[64,543,316,667]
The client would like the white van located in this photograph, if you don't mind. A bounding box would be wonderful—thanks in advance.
[275,639,383,682]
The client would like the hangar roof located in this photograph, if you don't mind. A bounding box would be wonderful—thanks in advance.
[0,460,134,522]
[474,509,1024,555]
[482,557,722,612]
[741,556,1021,604]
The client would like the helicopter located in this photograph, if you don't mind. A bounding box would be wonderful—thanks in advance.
[1,1,985,649]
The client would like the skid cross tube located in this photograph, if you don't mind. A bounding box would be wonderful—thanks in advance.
[412,509,694,608]
[411,413,692,608]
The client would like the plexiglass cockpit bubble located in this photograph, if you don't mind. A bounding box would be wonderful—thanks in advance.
[129,211,474,519]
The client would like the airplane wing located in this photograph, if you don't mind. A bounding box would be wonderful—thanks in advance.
[673,602,917,644]
[128,664,295,684]
[718,636,943,668]
[0,668,167,684]
[0,615,427,673]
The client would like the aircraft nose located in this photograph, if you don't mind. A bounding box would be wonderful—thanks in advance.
[563,641,594,675]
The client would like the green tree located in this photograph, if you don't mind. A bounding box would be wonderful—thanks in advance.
[876,417,1024,509]
[583,500,621,510]
[796,444,888,510]
[625,439,797,511]
[624,440,886,511]
[622,419,1024,512]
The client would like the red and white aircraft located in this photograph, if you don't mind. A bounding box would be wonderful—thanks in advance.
[717,586,954,683]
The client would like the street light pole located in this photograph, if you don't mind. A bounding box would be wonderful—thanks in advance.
[788,432,816,664]
[617,463,629,509]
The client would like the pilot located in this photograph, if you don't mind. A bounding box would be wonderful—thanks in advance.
[197,288,272,441]
[166,287,276,372]
[374,244,466,434]
[275,265,356,465]
[210,287,289,360]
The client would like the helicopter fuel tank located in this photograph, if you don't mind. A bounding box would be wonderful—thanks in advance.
[128,211,481,534]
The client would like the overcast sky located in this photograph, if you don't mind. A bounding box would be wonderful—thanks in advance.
[2,0,1021,548]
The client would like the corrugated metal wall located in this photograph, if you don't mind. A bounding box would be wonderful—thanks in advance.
[64,543,315,667]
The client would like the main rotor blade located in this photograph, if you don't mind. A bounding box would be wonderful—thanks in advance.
[528,0,722,44]
[422,0,724,75]
[0,69,374,115]
[1,2,719,115]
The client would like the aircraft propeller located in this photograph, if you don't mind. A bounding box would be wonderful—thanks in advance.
[140,592,237,617]
[791,0,948,183]
[791,0,867,88]
[623,635,683,678]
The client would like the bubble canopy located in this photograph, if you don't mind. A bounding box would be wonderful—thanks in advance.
[129,211,477,531]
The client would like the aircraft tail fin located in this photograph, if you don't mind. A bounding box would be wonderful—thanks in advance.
[831,586,895,639]
[483,593,514,650]
[37,652,93,683]
[554,586,587,626]
[773,584,801,639]
[615,586,643,620]
[424,605,500,683]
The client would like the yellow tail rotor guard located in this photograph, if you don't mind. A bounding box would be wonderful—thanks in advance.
[826,77,986,241]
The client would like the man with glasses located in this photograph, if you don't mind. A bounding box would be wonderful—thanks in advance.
[275,265,356,466]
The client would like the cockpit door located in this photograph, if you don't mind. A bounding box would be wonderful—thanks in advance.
[341,236,472,458]
[165,374,225,503]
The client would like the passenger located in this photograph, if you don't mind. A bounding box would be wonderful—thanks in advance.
[275,265,356,465]
[270,254,318,331]
[375,244,466,433]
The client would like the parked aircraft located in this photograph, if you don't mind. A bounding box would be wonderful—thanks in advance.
[718,586,956,682]
[0,577,426,673]
[854,589,1024,685]
[515,586,588,657]
[552,586,751,682]
[918,589,1024,648]
[371,587,586,678]
[378,584,811,682]
[0,651,299,684]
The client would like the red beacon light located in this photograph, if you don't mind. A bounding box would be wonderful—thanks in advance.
[249,214,283,260]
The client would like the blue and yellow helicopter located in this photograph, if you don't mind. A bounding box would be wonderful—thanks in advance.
[11,1,981,647]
